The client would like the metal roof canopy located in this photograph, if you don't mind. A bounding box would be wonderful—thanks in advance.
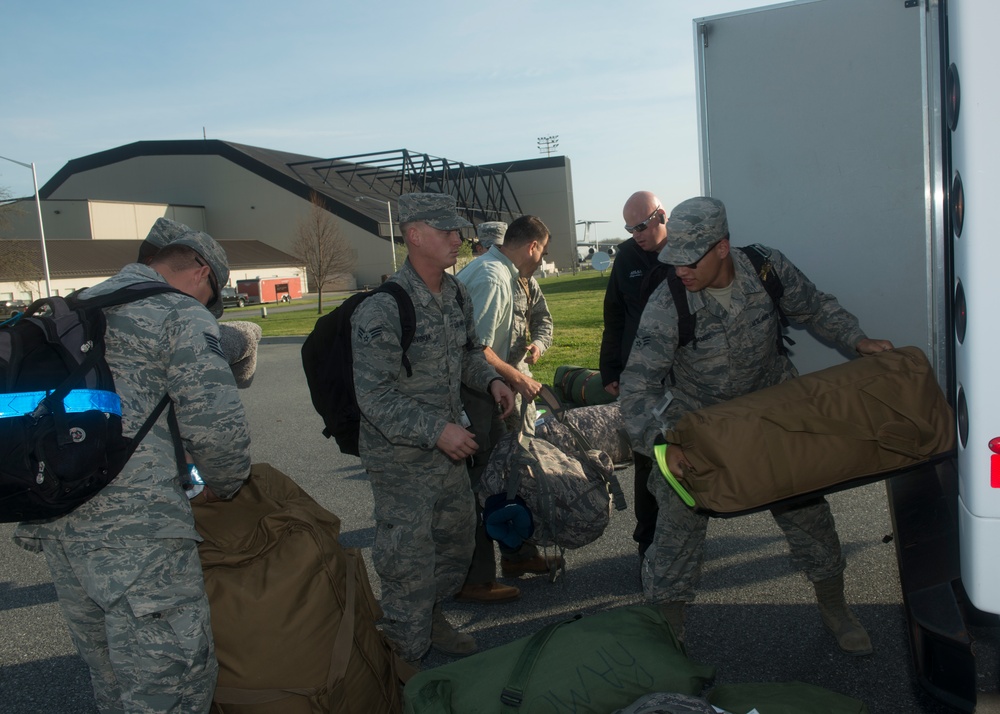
[287,149,523,228]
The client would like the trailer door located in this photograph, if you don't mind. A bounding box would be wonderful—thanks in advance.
[695,0,946,380]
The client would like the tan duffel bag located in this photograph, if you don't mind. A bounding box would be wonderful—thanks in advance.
[662,346,955,514]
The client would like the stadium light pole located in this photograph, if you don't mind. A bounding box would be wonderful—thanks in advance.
[0,154,52,297]
[355,196,396,274]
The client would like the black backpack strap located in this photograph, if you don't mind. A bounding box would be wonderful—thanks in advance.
[373,282,416,377]
[127,394,174,459]
[444,273,477,353]
[665,268,697,349]
[164,400,189,482]
[67,281,186,311]
[637,261,696,350]
[738,245,794,354]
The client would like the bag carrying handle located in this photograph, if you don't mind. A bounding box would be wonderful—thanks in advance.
[500,616,579,711]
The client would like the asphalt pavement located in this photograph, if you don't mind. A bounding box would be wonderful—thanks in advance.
[0,337,994,712]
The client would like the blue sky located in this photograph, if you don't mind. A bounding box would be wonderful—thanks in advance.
[2,0,761,245]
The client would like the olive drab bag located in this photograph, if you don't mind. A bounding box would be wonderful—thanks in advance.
[481,399,626,552]
[552,365,616,407]
[192,463,413,714]
[403,606,716,714]
[662,346,955,515]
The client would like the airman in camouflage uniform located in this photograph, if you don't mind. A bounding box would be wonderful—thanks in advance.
[15,230,251,713]
[620,196,893,656]
[455,216,562,603]
[352,193,514,662]
[507,272,554,433]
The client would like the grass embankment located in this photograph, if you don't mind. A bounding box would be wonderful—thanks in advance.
[226,271,610,387]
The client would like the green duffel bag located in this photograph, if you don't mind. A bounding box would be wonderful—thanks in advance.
[404,606,715,714]
[708,681,870,714]
[554,365,616,407]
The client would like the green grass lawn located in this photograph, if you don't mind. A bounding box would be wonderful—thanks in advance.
[227,271,610,386]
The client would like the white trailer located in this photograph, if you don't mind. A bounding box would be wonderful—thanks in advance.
[694,0,998,709]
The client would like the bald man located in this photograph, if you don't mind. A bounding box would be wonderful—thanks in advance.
[599,191,669,566]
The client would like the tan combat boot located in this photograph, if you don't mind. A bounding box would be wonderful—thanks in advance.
[813,573,873,656]
[431,604,479,657]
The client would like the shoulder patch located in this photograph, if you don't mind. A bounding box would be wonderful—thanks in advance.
[355,324,383,345]
[204,331,226,360]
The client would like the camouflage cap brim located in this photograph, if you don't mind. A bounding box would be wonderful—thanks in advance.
[398,192,471,230]
[659,196,729,266]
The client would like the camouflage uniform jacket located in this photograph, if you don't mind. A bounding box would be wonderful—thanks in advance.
[16,263,251,548]
[456,246,519,361]
[510,276,553,367]
[620,246,868,454]
[353,260,499,460]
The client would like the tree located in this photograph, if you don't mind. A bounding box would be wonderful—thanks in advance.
[292,192,357,314]
[0,186,41,297]
[0,184,22,233]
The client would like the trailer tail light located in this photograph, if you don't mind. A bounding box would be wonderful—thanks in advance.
[990,440,1000,488]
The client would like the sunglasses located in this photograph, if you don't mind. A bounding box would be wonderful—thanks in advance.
[625,207,662,234]
[674,241,721,270]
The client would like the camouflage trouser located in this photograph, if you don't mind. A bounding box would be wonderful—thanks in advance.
[41,537,216,714]
[643,467,845,603]
[368,455,476,660]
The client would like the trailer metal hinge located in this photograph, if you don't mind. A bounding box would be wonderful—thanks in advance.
[904,0,918,7]
[698,23,710,48]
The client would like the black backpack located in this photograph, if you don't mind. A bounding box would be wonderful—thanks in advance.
[0,283,184,523]
[639,244,793,354]
[302,281,470,457]
[302,282,418,457]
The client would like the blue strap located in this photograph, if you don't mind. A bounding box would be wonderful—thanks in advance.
[0,389,122,419]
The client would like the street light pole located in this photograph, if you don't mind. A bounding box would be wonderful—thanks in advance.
[1,154,52,297]
[355,196,396,274]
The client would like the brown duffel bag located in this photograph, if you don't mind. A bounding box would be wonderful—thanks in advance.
[192,463,412,714]
[663,346,955,514]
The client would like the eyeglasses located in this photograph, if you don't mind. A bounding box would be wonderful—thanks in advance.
[194,256,219,305]
[625,207,662,234]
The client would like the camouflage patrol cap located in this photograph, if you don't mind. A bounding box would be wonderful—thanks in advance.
[659,197,730,266]
[477,221,508,249]
[138,217,192,262]
[171,230,231,318]
[145,217,192,249]
[397,192,472,230]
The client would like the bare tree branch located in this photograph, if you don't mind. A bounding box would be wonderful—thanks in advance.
[292,192,357,313]
[0,185,25,233]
